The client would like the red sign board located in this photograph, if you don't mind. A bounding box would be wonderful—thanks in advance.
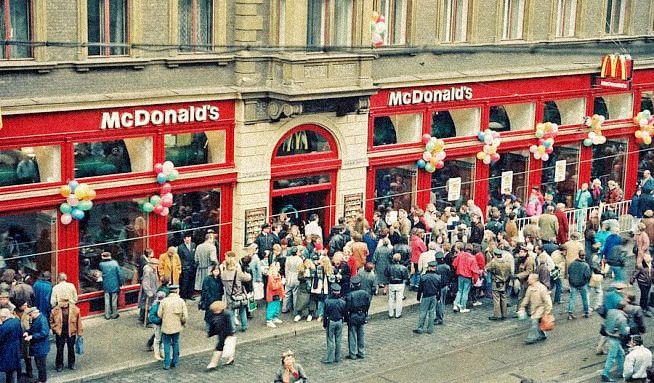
[595,54,633,90]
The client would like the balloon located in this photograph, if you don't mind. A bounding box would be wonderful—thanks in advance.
[488,146,497,155]
[636,130,643,138]
[74,185,87,200]
[154,163,164,174]
[372,32,383,46]
[60,203,72,214]
[160,207,170,217]
[491,153,500,162]
[71,208,85,221]
[423,151,432,161]
[86,189,97,200]
[161,183,172,195]
[60,214,73,225]
[529,145,537,153]
[534,152,541,160]
[483,145,490,154]
[429,157,439,167]
[436,161,445,169]
[425,142,435,152]
[535,130,543,138]
[483,157,491,165]
[640,119,649,126]
[142,202,154,213]
[67,195,79,207]
[417,159,426,169]
[156,173,168,184]
[435,151,445,161]
[153,205,164,215]
[546,146,554,154]
[167,169,179,181]
[162,161,175,174]
[60,185,71,198]
[492,131,500,139]
[477,132,485,142]
[422,134,432,144]
[598,136,607,144]
[541,153,549,161]
[538,146,546,154]
[435,139,445,150]
[583,138,593,147]
[484,134,493,145]
[476,152,485,160]
[440,151,447,160]
[78,200,93,211]
[150,195,162,206]
[375,21,387,34]
[68,180,79,193]
[644,135,652,145]
[588,131,596,139]
[424,163,435,172]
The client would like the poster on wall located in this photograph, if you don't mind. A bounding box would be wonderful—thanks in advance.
[501,171,513,195]
[447,177,461,201]
[343,193,364,223]
[244,207,267,246]
[554,160,567,182]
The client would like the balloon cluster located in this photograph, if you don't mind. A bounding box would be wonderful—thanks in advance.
[416,134,447,173]
[529,122,559,161]
[583,115,606,146]
[140,161,177,217]
[634,110,654,145]
[59,180,96,224]
[475,129,501,165]
[370,11,387,47]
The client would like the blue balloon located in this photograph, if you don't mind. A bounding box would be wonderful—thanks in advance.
[417,159,426,169]
[477,132,485,142]
[156,173,168,184]
[71,208,85,220]
[68,180,79,193]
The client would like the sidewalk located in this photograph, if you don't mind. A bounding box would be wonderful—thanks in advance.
[49,290,419,383]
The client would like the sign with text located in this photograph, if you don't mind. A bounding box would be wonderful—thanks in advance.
[447,177,461,201]
[554,160,567,182]
[501,171,513,195]
[343,193,364,223]
[596,54,633,90]
[244,207,267,246]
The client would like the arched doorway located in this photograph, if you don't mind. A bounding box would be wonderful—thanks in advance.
[270,125,340,238]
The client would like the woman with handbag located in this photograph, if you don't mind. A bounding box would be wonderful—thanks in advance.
[206,301,236,370]
[630,252,654,316]
[200,265,224,326]
[266,264,285,328]
[221,258,252,332]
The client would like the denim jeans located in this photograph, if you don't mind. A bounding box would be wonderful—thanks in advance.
[612,266,625,282]
[347,324,365,358]
[104,291,119,319]
[266,299,281,321]
[454,276,472,309]
[316,296,326,318]
[282,283,298,312]
[435,287,448,323]
[591,285,604,309]
[234,306,248,331]
[410,263,420,288]
[567,285,589,314]
[325,320,343,362]
[602,337,625,377]
[162,332,180,368]
[552,278,562,303]
[416,295,436,333]
[388,283,405,317]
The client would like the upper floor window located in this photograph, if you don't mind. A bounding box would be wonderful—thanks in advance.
[333,0,353,47]
[442,0,468,43]
[307,0,353,48]
[489,106,511,131]
[0,0,31,59]
[605,0,627,34]
[87,0,128,56]
[307,0,326,47]
[276,130,332,156]
[377,0,408,45]
[555,0,577,37]
[501,0,525,40]
[179,0,213,52]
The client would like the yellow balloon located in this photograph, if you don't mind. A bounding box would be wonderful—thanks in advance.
[60,185,71,198]
[636,130,643,138]
[645,136,652,145]
[489,146,496,155]
[538,146,546,154]
[476,151,485,160]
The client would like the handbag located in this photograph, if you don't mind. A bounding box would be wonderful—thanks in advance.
[229,271,248,309]
[253,281,265,301]
[247,292,257,312]
[539,313,555,332]
[75,336,85,355]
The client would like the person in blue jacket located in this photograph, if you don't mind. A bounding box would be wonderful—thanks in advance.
[99,251,122,320]
[25,307,50,383]
[33,271,53,319]
[0,308,22,383]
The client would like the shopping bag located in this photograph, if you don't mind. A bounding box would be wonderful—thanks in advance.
[222,336,237,360]
[539,314,555,332]
[247,293,258,312]
[253,281,265,300]
[75,335,85,355]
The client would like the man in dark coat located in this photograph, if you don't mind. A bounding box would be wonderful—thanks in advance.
[414,261,441,334]
[345,275,371,359]
[322,284,346,364]
[434,252,452,325]
[25,307,50,383]
[255,223,278,261]
[567,252,591,320]
[32,272,52,321]
[0,308,22,383]
[99,252,122,320]
[177,234,197,300]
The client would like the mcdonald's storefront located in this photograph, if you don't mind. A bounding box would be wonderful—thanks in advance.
[0,99,236,316]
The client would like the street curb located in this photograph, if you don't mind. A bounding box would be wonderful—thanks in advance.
[53,300,421,383]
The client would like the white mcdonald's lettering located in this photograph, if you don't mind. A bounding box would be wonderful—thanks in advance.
[100,104,221,129]
[388,86,473,106]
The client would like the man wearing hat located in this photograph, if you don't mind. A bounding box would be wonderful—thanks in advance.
[99,252,122,320]
[24,307,50,383]
[434,252,451,325]
[486,248,513,320]
[138,256,160,323]
[345,274,371,359]
[50,297,83,372]
[0,290,15,311]
[414,261,441,334]
[157,285,188,370]
[321,283,346,364]
[623,334,652,382]
[0,308,22,383]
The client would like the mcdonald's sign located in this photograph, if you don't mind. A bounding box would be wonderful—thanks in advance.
[595,54,633,90]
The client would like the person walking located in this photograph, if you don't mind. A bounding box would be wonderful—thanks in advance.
[177,233,196,300]
[623,335,651,382]
[50,297,82,372]
[274,350,308,383]
[157,285,188,370]
[322,283,346,364]
[50,273,77,307]
[538,205,559,244]
[99,252,122,320]
[385,253,409,318]
[194,234,218,292]
[148,291,166,361]
[33,272,52,322]
[345,275,371,359]
[200,265,224,326]
[206,301,236,369]
[0,308,22,383]
[487,248,513,320]
[601,302,631,382]
[414,261,441,334]
[518,274,553,344]
[138,257,159,323]
[158,247,182,286]
[452,244,480,313]
[567,251,591,320]
[24,307,50,383]
[293,259,313,322]
[265,264,285,328]
[630,253,654,317]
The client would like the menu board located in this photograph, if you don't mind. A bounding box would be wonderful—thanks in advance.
[343,193,363,223]
[244,207,267,246]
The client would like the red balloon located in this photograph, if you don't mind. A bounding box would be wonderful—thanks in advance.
[422,134,432,145]
[153,204,164,214]
[161,183,172,195]
[154,163,164,174]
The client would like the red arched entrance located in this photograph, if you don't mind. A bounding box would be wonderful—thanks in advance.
[270,124,340,238]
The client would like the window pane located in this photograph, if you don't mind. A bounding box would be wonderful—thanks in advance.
[179,0,192,50]
[164,132,209,166]
[273,174,330,189]
[591,139,627,192]
[167,189,220,250]
[593,97,609,119]
[109,0,127,55]
[197,0,213,48]
[79,201,146,293]
[373,113,422,146]
[333,0,352,46]
[489,106,511,131]
[392,0,406,44]
[431,111,456,138]
[541,145,579,208]
[7,0,31,58]
[87,0,103,56]
[307,0,324,47]
[0,210,57,281]
[489,151,529,205]
[276,130,331,156]
[431,157,475,210]
[74,140,133,178]
[374,165,417,216]
[641,92,654,114]
[542,101,562,124]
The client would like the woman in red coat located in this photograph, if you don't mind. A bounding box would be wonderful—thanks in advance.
[265,264,285,328]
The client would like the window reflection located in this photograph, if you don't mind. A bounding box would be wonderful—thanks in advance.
[273,174,330,189]
[374,166,417,214]
[542,101,562,125]
[167,190,221,251]
[542,145,579,208]
[276,130,331,156]
[489,151,529,205]
[75,140,132,178]
[165,132,209,166]
[591,139,627,190]
[431,158,475,209]
[431,111,456,139]
[489,106,511,131]
[0,148,40,187]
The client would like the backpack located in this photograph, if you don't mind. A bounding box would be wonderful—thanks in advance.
[148,302,162,325]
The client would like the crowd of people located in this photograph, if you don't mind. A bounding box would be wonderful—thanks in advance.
[4,173,654,382]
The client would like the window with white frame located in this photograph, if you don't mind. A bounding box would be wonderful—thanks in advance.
[87,0,128,56]
[0,0,32,59]
[178,0,213,52]
[442,0,468,42]
[307,0,326,47]
[605,0,627,34]
[555,0,577,37]
[378,0,408,45]
[333,0,353,47]
[501,0,525,40]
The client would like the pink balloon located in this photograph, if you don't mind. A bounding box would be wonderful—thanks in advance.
[161,197,173,208]
[154,163,164,174]
[436,161,445,169]
[153,205,164,214]
[67,196,79,207]
[422,134,432,144]
[60,214,73,225]
[160,207,170,216]
[161,183,172,195]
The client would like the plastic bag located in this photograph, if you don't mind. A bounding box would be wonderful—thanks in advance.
[539,313,555,332]
[253,281,265,300]
[75,335,85,355]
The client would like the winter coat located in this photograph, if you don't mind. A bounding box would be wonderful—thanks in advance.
[294,272,311,314]
[606,187,623,204]
[357,270,377,297]
[0,317,22,372]
[200,275,224,322]
[504,221,518,241]
[157,293,188,334]
[486,258,513,292]
[99,259,122,293]
[207,310,235,350]
[32,280,52,320]
[519,281,552,319]
[567,259,591,288]
[351,242,370,272]
[409,235,427,264]
[452,252,480,279]
[631,261,654,286]
[285,255,303,287]
[345,288,371,326]
[574,189,592,209]
[221,269,252,303]
[538,214,559,243]
[158,253,182,285]
[635,232,650,264]
[194,242,217,291]
[51,281,78,307]
[526,193,544,217]
[138,263,159,309]
[555,210,569,245]
[373,244,393,284]
[50,303,83,336]
[27,313,50,357]
[10,282,34,307]
[266,274,284,302]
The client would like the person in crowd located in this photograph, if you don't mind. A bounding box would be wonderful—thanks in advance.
[574,183,592,230]
[138,257,159,323]
[157,285,188,370]
[293,259,313,322]
[345,275,370,359]
[563,232,584,272]
[385,253,409,319]
[357,262,377,298]
[308,256,332,322]
[538,205,559,244]
[518,274,552,345]
[33,272,52,321]
[525,186,544,217]
[606,180,624,204]
[372,235,393,294]
[487,248,513,321]
[332,253,351,297]
[452,244,480,313]
[642,210,654,244]
[148,291,166,361]
[283,247,302,314]
[50,297,82,372]
[322,283,345,364]
[408,229,426,291]
[590,179,604,207]
[221,256,252,332]
[606,237,628,283]
[522,217,540,245]
[417,242,437,275]
[10,273,34,307]
[0,308,22,383]
[206,301,236,370]
[266,264,284,328]
[195,233,218,292]
[567,251,591,320]
[641,170,654,191]
[158,246,182,286]
[177,233,196,300]
[200,265,224,326]
[550,245,565,305]
[601,302,630,382]
[255,223,279,261]
[623,335,651,382]
[414,261,441,334]
[24,307,50,383]
[633,223,650,265]
[470,244,486,306]
[434,251,451,325]
[0,290,15,311]
[304,214,323,243]
[274,350,308,383]
[630,252,654,317]
[350,232,370,275]
[554,203,569,244]
[99,252,121,320]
